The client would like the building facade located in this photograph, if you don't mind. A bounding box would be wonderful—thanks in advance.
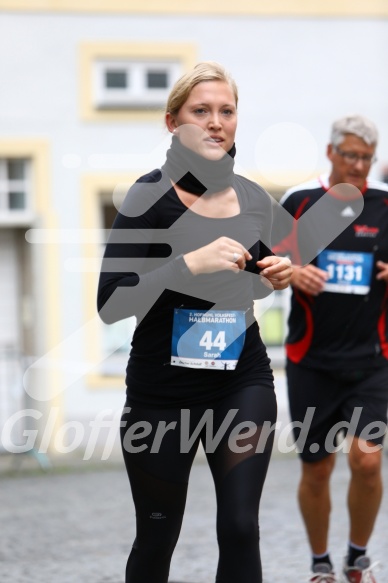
[1,0,388,457]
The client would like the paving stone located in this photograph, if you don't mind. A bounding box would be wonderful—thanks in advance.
[0,451,387,582]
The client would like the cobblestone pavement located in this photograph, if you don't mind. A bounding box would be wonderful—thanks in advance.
[0,451,387,583]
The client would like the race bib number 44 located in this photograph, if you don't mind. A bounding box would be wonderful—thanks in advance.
[171,309,246,370]
[317,250,374,295]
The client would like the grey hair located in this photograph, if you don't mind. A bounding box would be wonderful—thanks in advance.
[330,114,378,147]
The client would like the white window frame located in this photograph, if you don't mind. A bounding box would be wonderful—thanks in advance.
[0,158,34,225]
[93,59,182,109]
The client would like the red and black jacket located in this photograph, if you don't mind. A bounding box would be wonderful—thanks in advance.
[273,175,388,370]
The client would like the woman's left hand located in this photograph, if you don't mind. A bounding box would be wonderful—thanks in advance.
[256,256,293,290]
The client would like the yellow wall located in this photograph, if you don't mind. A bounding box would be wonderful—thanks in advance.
[1,0,388,17]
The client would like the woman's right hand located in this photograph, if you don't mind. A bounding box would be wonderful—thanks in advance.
[183,236,252,275]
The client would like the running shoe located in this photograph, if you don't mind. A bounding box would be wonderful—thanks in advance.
[309,562,337,582]
[340,556,379,582]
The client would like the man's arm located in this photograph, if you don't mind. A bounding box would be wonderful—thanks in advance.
[290,264,328,296]
[376,260,388,283]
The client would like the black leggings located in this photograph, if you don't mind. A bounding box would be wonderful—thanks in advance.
[120,384,277,583]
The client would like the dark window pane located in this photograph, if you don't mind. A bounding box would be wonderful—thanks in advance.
[105,70,127,89]
[103,202,117,228]
[9,191,25,209]
[8,159,25,180]
[147,70,168,89]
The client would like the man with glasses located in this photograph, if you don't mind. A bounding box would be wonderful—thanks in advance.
[274,115,388,582]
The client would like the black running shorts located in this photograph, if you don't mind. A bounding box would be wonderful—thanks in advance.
[286,360,388,463]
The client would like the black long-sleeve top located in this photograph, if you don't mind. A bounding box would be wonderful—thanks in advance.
[98,169,275,407]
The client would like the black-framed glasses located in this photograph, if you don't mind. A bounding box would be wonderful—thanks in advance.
[335,147,377,165]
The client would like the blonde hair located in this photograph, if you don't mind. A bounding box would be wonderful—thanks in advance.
[165,61,238,120]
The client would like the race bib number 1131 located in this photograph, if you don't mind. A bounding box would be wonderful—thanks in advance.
[317,250,374,295]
